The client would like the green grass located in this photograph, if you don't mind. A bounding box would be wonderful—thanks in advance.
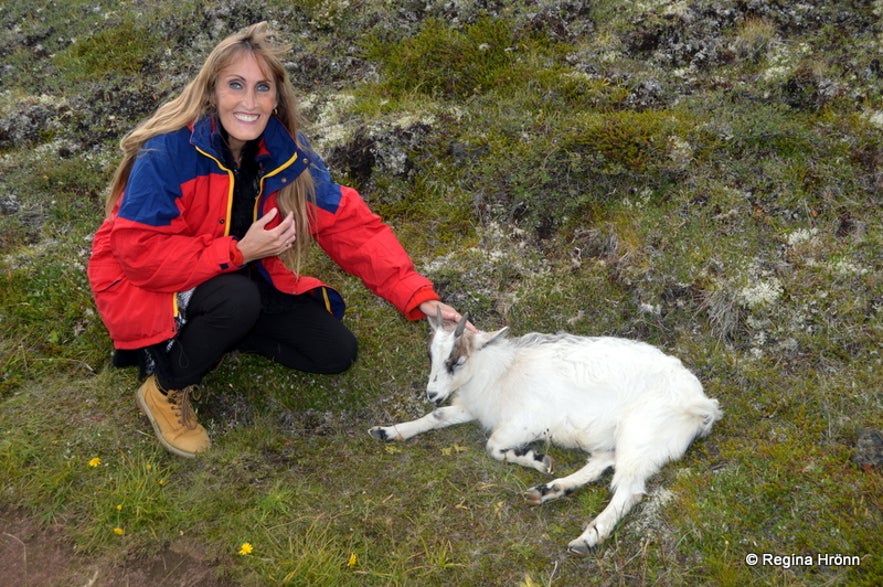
[53,19,157,80]
[1,1,881,585]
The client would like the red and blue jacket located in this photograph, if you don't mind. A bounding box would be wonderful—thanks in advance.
[88,115,439,350]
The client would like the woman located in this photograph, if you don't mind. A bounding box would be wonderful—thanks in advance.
[88,22,468,458]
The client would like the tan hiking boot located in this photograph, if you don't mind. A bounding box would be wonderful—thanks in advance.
[135,376,211,458]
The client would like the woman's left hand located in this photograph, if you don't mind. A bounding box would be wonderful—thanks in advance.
[419,300,477,332]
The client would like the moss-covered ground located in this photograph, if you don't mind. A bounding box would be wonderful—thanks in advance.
[1,1,880,585]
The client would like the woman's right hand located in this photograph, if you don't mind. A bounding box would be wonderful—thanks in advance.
[235,208,297,263]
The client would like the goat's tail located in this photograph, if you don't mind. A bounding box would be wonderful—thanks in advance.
[688,398,722,438]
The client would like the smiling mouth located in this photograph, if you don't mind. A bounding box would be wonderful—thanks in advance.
[234,113,260,122]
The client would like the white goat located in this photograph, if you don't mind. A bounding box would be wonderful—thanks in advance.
[369,312,722,554]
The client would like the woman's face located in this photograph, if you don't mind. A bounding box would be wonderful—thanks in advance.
[214,51,277,159]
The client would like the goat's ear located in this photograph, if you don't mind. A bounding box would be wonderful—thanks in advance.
[478,327,509,349]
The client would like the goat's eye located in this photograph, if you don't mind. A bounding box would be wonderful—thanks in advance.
[444,355,466,374]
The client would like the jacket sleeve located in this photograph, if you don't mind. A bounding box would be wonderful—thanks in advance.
[110,139,242,293]
[305,150,439,320]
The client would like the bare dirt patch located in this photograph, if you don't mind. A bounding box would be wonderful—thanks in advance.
[1,508,231,587]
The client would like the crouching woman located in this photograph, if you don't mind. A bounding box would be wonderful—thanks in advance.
[87,22,466,458]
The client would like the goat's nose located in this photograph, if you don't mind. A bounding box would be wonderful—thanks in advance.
[427,391,438,402]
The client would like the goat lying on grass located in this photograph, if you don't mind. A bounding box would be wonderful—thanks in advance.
[369,312,722,554]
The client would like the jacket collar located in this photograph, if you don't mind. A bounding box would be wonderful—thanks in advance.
[189,115,310,180]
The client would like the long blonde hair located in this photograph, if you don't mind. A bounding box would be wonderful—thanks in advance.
[105,22,314,270]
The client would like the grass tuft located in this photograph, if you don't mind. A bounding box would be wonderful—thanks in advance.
[54,19,157,81]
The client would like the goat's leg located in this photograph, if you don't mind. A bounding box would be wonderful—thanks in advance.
[524,450,615,505]
[485,430,553,473]
[369,405,475,441]
[567,411,682,554]
[567,476,646,554]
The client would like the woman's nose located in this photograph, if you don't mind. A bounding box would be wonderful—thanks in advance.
[243,88,256,108]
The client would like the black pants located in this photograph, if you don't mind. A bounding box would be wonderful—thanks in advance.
[152,274,358,390]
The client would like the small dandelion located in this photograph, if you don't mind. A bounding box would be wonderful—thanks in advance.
[88,457,101,468]
[347,552,358,567]
[238,542,253,556]
[113,527,125,536]
[158,478,167,486]
[145,463,152,471]
[441,444,467,456]
[116,504,123,511]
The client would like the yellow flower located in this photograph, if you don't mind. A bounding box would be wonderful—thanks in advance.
[238,542,253,556]
[347,552,358,567]
[158,478,167,486]
[441,444,466,456]
[88,457,101,468]
[116,504,123,511]
[113,527,125,536]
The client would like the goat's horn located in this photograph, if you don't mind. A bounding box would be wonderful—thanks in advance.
[454,312,469,337]
[435,306,444,327]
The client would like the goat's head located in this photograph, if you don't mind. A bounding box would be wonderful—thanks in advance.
[425,308,508,406]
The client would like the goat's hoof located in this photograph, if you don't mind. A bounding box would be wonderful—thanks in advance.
[524,488,543,505]
[368,426,389,441]
[524,483,562,505]
[568,525,602,554]
[567,539,592,556]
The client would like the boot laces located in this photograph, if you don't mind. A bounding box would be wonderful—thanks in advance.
[167,387,199,429]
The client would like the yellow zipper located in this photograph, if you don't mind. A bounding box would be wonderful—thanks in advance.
[256,151,301,216]
[194,146,236,236]
[321,287,332,313]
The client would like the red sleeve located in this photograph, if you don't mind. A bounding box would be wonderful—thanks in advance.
[404,286,441,320]
[310,185,439,319]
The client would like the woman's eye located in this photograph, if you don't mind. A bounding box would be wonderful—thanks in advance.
[257,82,272,93]
[228,81,243,90]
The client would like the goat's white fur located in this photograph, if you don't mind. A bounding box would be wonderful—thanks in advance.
[369,313,721,554]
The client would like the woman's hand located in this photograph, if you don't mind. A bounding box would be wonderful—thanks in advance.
[235,208,297,264]
[419,300,477,332]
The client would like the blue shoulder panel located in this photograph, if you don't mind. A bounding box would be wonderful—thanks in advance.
[297,132,342,214]
[119,129,199,227]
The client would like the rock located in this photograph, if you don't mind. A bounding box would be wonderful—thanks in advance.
[852,428,883,470]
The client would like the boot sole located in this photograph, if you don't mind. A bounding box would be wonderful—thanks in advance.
[135,386,199,459]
